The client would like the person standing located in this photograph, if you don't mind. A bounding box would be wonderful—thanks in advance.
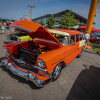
[4,22,6,29]
[0,22,1,34]
[1,22,5,35]
[81,30,85,37]
[0,22,1,28]
[6,21,9,34]
[85,31,90,48]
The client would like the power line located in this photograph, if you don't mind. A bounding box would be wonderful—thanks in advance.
[34,0,41,7]
[29,0,33,5]
[26,9,31,16]
[23,0,32,16]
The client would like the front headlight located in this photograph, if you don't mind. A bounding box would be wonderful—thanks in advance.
[3,46,8,52]
[37,59,45,68]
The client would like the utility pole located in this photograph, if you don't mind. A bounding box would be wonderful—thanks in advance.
[28,5,35,21]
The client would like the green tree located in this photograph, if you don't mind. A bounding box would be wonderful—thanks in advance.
[11,19,17,22]
[60,10,79,28]
[32,20,36,23]
[46,15,56,28]
[39,21,45,25]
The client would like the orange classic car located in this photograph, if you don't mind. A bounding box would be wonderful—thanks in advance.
[2,20,85,87]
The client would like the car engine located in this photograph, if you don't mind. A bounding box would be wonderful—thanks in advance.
[13,44,50,64]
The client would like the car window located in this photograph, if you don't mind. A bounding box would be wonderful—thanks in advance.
[70,35,75,44]
[52,33,69,45]
[56,36,69,45]
[80,34,83,40]
[76,35,79,42]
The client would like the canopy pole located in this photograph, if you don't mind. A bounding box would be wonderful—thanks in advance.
[85,0,98,35]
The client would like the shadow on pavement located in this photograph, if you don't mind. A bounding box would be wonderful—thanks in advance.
[0,57,42,90]
[66,65,100,100]
[83,49,97,54]
[83,49,100,56]
[0,57,6,63]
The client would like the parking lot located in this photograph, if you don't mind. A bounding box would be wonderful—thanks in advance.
[0,34,100,100]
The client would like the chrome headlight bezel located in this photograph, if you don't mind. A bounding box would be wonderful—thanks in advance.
[3,46,8,52]
[37,59,45,68]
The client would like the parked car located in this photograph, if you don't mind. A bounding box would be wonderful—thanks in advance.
[95,34,100,44]
[6,29,32,42]
[89,35,100,44]
[89,36,96,42]
[2,20,85,87]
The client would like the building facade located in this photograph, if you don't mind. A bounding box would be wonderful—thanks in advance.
[32,9,95,26]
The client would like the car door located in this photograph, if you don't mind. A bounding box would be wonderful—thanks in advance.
[64,35,79,64]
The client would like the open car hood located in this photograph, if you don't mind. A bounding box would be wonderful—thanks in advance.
[9,20,61,44]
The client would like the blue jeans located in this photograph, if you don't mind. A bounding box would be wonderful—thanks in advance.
[86,39,88,43]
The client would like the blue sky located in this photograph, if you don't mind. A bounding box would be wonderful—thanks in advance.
[0,0,100,29]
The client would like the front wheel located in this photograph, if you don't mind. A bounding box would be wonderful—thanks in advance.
[52,63,62,81]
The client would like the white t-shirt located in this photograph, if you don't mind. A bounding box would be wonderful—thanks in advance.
[85,34,90,40]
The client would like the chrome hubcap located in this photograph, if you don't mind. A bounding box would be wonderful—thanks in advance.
[54,64,61,79]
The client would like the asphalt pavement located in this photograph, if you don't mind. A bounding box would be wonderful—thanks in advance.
[0,34,100,100]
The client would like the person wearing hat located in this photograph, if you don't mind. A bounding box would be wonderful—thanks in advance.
[85,31,90,48]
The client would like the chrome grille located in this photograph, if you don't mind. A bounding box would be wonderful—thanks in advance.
[9,56,38,73]
[9,35,17,41]
[9,35,13,40]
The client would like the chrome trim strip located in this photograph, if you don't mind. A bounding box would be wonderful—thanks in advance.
[34,65,47,72]
[5,52,10,57]
[51,48,80,65]
[7,26,33,33]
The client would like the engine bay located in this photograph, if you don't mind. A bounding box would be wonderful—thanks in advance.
[13,42,50,64]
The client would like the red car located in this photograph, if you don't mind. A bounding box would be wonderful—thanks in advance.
[89,36,95,42]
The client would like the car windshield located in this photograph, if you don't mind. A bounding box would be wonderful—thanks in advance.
[52,33,69,45]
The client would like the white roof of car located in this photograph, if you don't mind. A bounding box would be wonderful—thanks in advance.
[47,29,69,36]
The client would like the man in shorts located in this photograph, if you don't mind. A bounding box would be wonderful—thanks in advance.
[85,31,90,48]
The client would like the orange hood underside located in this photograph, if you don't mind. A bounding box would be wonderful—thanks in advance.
[9,20,62,44]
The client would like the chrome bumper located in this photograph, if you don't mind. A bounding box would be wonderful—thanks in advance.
[6,38,17,43]
[2,59,52,87]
